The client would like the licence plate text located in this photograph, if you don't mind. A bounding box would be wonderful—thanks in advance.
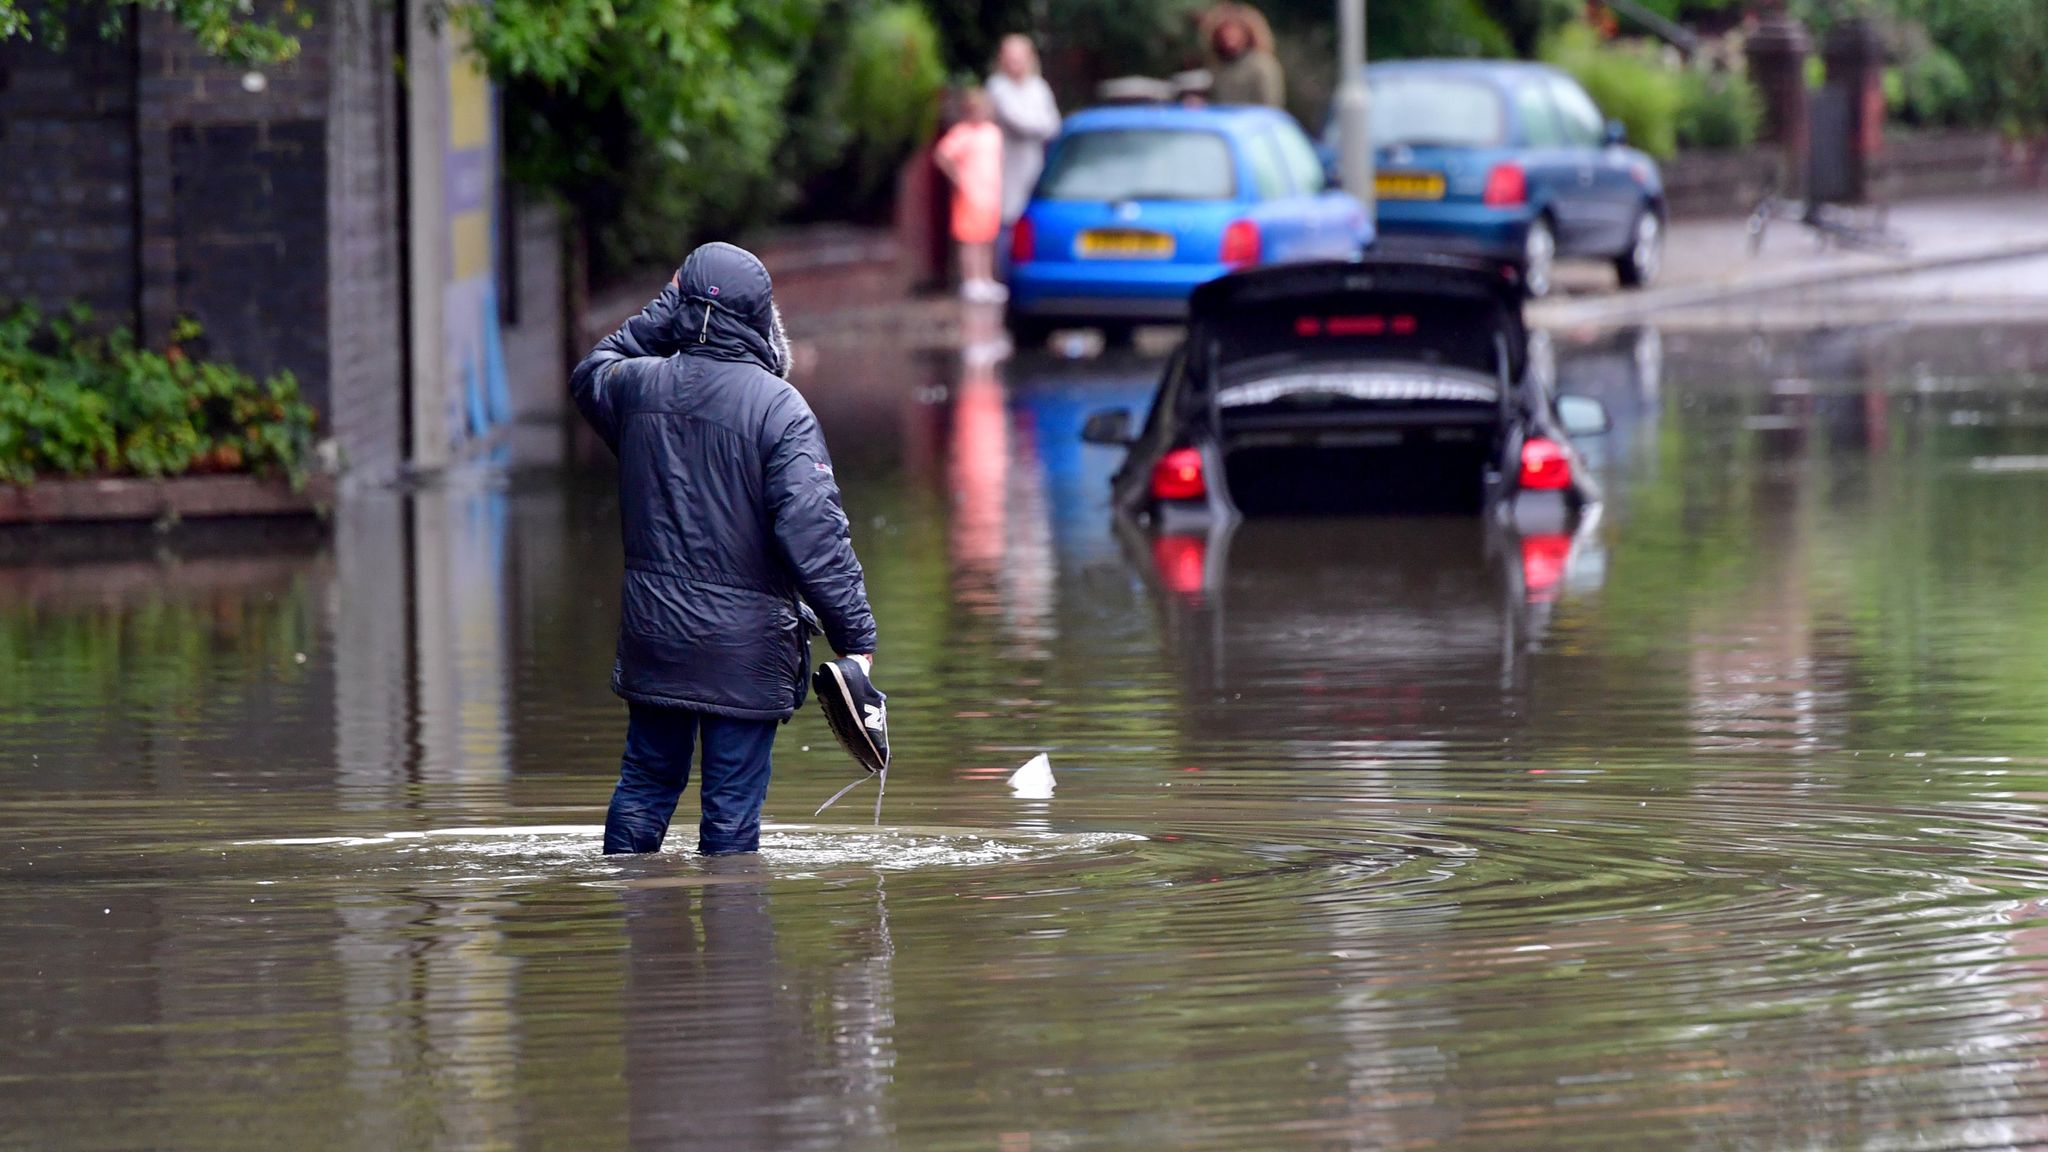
[1077,230,1175,259]
[1375,172,1446,201]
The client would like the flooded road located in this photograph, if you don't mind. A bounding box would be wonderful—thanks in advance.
[9,318,2048,1149]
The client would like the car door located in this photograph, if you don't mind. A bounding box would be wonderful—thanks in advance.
[1510,80,1589,246]
[1115,344,1194,512]
[1547,77,1636,251]
[1271,119,1366,258]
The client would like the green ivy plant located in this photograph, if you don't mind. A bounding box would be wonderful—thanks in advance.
[454,0,828,271]
[0,0,302,64]
[0,304,318,487]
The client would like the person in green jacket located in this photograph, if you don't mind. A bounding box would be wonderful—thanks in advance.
[1201,3,1285,109]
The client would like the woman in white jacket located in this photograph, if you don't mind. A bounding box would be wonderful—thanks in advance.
[986,35,1062,225]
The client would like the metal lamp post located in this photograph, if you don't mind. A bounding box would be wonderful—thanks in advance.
[1333,0,1373,221]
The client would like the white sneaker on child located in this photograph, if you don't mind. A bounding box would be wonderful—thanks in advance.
[959,279,1008,304]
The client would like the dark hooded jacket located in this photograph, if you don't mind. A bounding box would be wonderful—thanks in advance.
[571,242,877,721]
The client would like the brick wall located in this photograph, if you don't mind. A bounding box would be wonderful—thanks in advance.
[1,1,556,483]
[0,14,139,324]
[2,1,411,481]
[168,121,329,403]
[502,196,564,424]
[1663,131,2036,219]
[134,7,333,407]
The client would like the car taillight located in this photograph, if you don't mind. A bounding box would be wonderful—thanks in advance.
[1151,447,1207,502]
[1010,217,1036,264]
[1220,219,1261,266]
[1483,162,1527,207]
[1519,437,1571,490]
[1295,314,1418,337]
[1328,315,1386,336]
[1520,533,1571,603]
[1151,534,1209,595]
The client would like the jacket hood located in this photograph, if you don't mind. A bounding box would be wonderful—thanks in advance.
[671,242,792,378]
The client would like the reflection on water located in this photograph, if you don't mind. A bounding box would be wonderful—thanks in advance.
[620,863,896,1151]
[1137,514,1605,767]
[9,318,2048,1147]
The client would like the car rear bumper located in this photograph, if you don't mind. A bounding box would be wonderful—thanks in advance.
[1008,260,1234,321]
[1370,204,1535,263]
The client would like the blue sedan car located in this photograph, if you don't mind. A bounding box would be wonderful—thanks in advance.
[1006,104,1371,347]
[1343,60,1666,297]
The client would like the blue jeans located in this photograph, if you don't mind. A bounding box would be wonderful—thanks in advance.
[603,704,778,855]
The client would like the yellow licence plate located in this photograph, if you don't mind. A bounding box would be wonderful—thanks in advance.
[1077,229,1175,259]
[1376,171,1446,201]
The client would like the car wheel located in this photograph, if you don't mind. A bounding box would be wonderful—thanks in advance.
[1005,312,1052,350]
[1616,207,1663,289]
[1523,215,1558,299]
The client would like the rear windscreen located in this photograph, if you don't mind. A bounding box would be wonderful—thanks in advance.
[1038,130,1236,202]
[1212,295,1508,381]
[1362,77,1506,149]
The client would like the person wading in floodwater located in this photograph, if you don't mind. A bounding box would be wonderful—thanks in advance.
[572,242,880,855]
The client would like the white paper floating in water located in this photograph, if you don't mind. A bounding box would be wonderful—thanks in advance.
[1009,753,1055,798]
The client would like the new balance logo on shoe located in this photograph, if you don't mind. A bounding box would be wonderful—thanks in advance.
[817,656,889,775]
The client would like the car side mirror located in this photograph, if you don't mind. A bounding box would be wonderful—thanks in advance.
[1082,408,1136,446]
[1557,395,1612,437]
[1603,119,1628,147]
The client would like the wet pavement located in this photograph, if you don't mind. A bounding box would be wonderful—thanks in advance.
[1625,250,2048,331]
[9,316,2048,1149]
[1536,190,2048,332]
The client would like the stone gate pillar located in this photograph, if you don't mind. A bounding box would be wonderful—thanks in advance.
[1823,17,1887,204]
[1745,5,1813,194]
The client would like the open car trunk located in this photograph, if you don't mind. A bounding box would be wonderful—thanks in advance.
[1186,259,1526,519]
[1216,367,1501,516]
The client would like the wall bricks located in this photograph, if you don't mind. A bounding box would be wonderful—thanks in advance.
[0,12,138,325]
[1,0,559,484]
[170,121,330,406]
[2,0,404,480]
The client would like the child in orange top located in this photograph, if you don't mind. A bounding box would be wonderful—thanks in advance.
[934,89,1007,302]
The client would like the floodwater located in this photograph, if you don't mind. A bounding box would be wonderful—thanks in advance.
[8,316,2048,1150]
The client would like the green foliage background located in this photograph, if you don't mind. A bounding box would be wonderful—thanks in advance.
[1,0,2043,268]
[1875,0,2048,134]
[789,2,948,222]
[0,306,317,485]
[461,0,822,273]
[0,0,302,63]
[1540,23,1684,158]
[461,0,948,275]
[1675,67,1761,151]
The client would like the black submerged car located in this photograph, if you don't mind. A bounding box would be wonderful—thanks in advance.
[1081,257,1608,528]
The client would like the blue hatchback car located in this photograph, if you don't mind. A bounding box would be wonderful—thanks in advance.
[1006,104,1372,347]
[1340,60,1666,297]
